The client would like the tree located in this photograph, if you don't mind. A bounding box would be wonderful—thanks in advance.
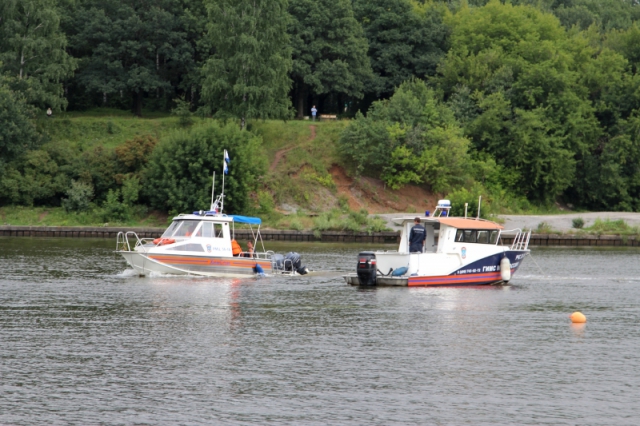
[339,79,470,192]
[437,0,600,202]
[353,0,449,98]
[142,122,267,214]
[69,0,193,116]
[288,0,372,118]
[0,0,76,110]
[202,0,292,128]
[0,79,40,174]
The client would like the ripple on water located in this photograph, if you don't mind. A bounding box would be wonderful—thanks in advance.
[1,240,640,425]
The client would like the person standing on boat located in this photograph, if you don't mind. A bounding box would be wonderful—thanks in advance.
[409,217,426,253]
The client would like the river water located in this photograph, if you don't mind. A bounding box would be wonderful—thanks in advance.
[1,238,639,425]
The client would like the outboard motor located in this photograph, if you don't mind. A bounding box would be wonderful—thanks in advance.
[284,252,309,275]
[356,251,377,286]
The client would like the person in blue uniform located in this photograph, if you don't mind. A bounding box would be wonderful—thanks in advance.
[409,217,426,253]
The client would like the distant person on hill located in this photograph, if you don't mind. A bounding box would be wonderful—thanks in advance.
[311,105,317,121]
[46,108,52,118]
[409,217,426,253]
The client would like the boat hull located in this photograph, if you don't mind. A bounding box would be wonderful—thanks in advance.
[344,250,528,287]
[119,251,272,278]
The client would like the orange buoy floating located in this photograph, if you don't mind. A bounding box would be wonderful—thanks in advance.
[570,311,587,323]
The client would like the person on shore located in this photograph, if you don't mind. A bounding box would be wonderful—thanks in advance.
[409,217,426,253]
[311,105,317,121]
[46,108,53,118]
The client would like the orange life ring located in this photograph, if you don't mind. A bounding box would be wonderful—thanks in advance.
[153,238,175,246]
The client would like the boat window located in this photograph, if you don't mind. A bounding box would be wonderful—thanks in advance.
[196,222,225,238]
[477,230,489,244]
[455,229,464,242]
[161,221,180,238]
[172,243,205,252]
[463,230,477,243]
[173,220,200,237]
[489,231,499,244]
[200,222,213,238]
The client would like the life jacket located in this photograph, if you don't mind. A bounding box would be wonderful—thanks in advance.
[231,239,242,256]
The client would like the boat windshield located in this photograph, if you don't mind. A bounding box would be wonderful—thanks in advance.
[162,220,200,238]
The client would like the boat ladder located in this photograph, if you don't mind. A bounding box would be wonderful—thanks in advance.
[510,229,532,251]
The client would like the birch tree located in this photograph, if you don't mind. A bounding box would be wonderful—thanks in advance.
[0,0,76,110]
[202,0,292,128]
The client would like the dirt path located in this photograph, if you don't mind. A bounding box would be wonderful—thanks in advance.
[269,125,316,172]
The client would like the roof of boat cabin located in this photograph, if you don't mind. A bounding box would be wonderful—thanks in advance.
[172,213,262,225]
[392,216,503,230]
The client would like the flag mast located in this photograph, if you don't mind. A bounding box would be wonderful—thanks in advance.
[210,171,216,211]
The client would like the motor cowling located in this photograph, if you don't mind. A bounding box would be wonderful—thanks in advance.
[356,251,377,286]
[284,252,308,275]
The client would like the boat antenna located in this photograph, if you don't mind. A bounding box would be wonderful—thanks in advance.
[210,171,216,211]
[221,149,229,213]
[477,196,482,219]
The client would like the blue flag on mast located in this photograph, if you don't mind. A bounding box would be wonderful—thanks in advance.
[224,149,230,164]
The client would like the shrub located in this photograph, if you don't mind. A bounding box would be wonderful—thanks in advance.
[172,97,194,127]
[62,180,94,212]
[142,122,267,215]
[572,217,585,229]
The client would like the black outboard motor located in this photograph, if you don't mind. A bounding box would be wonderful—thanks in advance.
[284,252,309,275]
[356,251,377,286]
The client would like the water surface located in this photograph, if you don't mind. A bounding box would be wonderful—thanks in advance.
[1,238,639,425]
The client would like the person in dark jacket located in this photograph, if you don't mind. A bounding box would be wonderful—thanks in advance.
[409,217,426,253]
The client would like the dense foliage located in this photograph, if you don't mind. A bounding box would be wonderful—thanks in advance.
[5,0,640,215]
[143,122,267,215]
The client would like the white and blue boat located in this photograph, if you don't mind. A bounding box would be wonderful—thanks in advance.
[344,200,531,287]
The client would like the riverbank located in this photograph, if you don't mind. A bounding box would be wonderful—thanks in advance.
[3,224,640,247]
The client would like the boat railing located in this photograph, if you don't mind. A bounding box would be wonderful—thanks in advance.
[116,231,154,252]
[506,229,531,251]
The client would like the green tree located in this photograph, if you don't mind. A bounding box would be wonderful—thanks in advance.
[288,0,372,118]
[0,0,76,110]
[202,0,292,128]
[339,79,470,193]
[143,122,267,214]
[437,0,600,202]
[0,78,39,174]
[353,0,449,98]
[69,0,193,116]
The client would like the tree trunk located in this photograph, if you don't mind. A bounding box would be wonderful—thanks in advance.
[133,91,143,117]
[296,86,305,119]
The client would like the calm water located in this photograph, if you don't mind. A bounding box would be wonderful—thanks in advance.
[1,238,639,425]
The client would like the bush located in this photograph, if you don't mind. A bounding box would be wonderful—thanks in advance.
[62,180,94,212]
[172,97,194,127]
[572,217,585,229]
[142,122,267,215]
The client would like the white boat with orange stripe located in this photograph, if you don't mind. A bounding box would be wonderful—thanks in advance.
[116,150,309,278]
[116,212,292,277]
[343,200,531,287]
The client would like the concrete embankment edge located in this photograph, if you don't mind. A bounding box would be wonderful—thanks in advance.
[1,226,639,247]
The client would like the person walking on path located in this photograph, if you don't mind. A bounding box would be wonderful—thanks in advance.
[311,105,317,121]
[409,217,426,253]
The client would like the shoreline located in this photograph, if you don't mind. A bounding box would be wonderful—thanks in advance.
[2,225,640,247]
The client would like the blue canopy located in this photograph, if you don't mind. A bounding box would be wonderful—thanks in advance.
[229,215,262,225]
